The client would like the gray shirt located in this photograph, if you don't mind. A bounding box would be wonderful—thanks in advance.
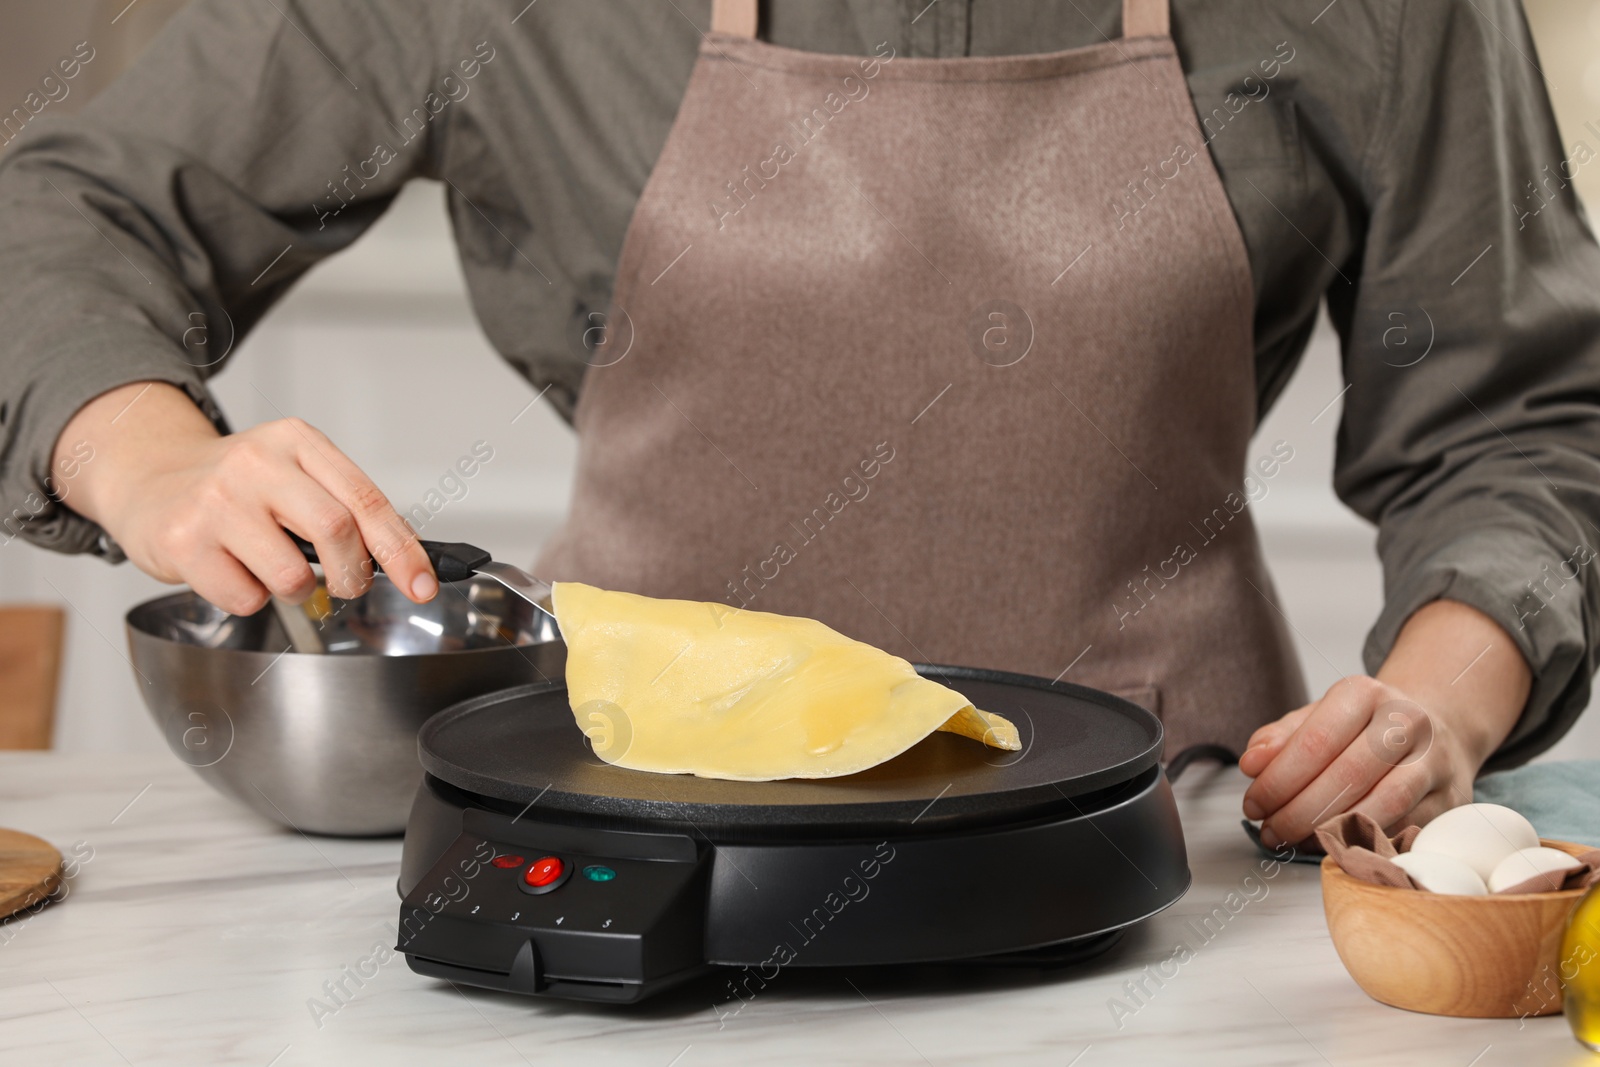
[2,0,1597,767]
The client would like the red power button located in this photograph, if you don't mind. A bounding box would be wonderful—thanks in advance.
[525,856,564,888]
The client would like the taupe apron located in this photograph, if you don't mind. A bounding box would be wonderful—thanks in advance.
[535,0,1308,759]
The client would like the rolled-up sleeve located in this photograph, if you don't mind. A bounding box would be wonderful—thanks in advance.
[1327,0,1600,768]
[0,0,451,556]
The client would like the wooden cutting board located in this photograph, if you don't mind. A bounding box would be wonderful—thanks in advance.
[0,829,62,919]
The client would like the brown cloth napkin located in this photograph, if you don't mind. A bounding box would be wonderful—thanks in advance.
[1314,812,1600,894]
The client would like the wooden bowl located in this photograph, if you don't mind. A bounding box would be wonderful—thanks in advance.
[1322,838,1591,1018]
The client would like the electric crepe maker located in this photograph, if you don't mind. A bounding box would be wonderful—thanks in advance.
[394,664,1190,1003]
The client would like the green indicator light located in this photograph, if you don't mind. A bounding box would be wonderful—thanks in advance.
[582,865,616,882]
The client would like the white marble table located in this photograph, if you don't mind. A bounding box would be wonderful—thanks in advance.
[0,753,1589,1066]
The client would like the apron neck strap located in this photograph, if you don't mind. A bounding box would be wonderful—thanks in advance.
[711,0,759,37]
[708,0,1169,41]
[1122,0,1171,37]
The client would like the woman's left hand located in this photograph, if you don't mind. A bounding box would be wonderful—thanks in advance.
[1238,599,1531,849]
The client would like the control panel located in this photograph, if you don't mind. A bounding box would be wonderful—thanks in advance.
[396,808,710,1002]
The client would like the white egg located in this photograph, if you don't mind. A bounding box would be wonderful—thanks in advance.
[1409,803,1540,882]
[1487,846,1583,893]
[1391,851,1489,895]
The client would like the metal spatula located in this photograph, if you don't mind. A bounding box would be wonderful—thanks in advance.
[271,595,326,653]
[288,532,558,627]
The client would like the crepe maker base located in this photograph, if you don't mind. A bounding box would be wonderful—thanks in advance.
[396,664,1190,1003]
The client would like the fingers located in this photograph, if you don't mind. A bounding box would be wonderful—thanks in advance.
[219,521,319,605]
[282,420,437,603]
[1343,764,1435,834]
[197,425,365,603]
[145,448,290,616]
[144,419,436,612]
[1239,673,1469,847]
[178,545,274,618]
[102,413,438,613]
[1242,676,1381,823]
[265,475,374,600]
[1256,735,1389,847]
[1247,707,1309,751]
[1238,705,1311,778]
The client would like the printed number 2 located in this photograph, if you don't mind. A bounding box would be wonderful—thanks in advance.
[511,911,520,921]
[471,905,480,915]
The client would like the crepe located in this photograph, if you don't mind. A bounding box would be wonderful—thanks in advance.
[552,582,1020,781]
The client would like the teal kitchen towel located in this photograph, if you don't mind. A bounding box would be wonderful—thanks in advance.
[1474,760,1600,847]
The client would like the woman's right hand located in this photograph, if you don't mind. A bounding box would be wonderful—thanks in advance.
[53,381,438,615]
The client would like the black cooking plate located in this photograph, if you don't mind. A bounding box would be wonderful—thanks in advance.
[418,664,1162,836]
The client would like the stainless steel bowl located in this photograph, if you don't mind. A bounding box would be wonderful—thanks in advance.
[126,575,563,836]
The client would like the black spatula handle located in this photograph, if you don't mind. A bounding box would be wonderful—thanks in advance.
[288,531,491,584]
